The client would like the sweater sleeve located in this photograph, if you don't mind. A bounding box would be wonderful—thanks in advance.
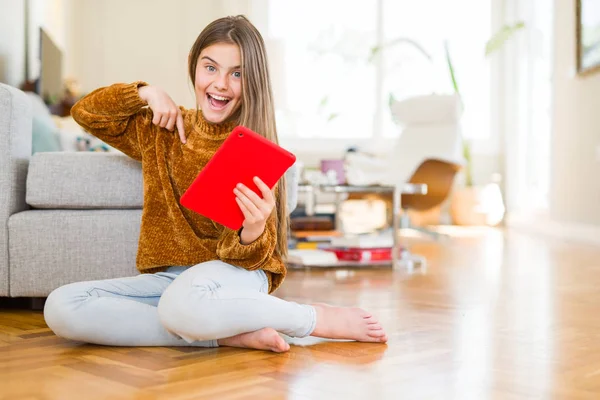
[216,213,278,270]
[70,81,151,161]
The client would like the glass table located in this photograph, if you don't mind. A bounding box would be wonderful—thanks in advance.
[295,182,428,270]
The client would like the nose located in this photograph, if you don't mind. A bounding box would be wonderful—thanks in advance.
[214,72,228,91]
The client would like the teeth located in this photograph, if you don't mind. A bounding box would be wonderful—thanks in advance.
[209,94,230,101]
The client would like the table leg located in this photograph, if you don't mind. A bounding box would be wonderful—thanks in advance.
[334,192,343,232]
[305,185,316,216]
[392,185,400,268]
[392,185,427,273]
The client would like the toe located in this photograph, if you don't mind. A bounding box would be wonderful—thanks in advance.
[272,339,290,353]
[274,343,290,353]
[368,330,387,338]
[365,316,379,324]
[373,332,388,342]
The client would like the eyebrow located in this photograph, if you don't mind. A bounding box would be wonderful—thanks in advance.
[201,56,240,70]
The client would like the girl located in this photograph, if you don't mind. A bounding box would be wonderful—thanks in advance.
[44,15,387,352]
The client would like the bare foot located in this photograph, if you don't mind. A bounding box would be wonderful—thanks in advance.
[311,303,388,343]
[217,328,290,353]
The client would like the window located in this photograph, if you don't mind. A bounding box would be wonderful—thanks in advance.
[513,0,553,211]
[268,0,492,140]
[268,0,378,139]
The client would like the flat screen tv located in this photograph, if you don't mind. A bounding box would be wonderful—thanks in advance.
[38,27,63,104]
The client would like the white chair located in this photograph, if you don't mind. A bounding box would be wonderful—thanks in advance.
[346,93,464,186]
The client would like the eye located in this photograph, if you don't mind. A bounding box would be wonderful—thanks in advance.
[232,71,241,78]
[206,65,216,72]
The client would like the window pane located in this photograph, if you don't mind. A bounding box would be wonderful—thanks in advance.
[381,0,491,139]
[268,0,378,138]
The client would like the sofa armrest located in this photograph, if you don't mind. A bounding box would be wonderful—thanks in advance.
[0,83,32,296]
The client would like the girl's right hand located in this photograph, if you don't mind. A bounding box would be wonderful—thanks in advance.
[138,85,186,143]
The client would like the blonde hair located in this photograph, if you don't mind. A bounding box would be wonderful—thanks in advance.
[188,15,289,259]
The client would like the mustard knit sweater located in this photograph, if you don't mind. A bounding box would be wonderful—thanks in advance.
[71,81,285,293]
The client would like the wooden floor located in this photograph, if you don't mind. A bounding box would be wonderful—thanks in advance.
[2,228,600,399]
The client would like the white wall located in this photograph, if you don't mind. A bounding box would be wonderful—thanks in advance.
[68,0,259,107]
[550,0,600,226]
[0,0,25,86]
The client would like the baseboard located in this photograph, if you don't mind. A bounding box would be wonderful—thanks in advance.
[506,212,600,245]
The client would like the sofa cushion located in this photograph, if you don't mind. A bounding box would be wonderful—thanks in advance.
[9,209,141,296]
[27,152,143,209]
[26,92,63,153]
[32,114,63,153]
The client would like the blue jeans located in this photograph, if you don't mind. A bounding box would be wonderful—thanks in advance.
[43,260,316,347]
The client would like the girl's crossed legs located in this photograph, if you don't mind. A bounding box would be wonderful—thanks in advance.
[44,261,387,352]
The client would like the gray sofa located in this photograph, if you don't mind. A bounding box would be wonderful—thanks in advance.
[0,83,298,298]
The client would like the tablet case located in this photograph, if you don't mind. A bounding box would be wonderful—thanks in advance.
[180,125,296,230]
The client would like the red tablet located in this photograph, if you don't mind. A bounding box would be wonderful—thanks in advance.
[180,125,296,230]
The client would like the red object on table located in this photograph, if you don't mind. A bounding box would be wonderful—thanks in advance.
[325,247,392,262]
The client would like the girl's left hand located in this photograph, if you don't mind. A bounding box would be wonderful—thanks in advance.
[234,177,275,244]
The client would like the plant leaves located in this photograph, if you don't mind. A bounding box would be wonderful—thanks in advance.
[485,21,526,57]
[327,113,339,122]
[388,93,396,108]
[368,37,433,63]
[318,96,329,109]
[444,41,462,101]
